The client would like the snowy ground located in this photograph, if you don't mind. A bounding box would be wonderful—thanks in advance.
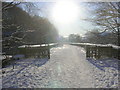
[2,44,120,88]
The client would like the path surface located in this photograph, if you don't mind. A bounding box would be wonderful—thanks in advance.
[2,44,119,88]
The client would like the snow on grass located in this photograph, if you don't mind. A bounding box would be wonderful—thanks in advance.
[1,45,120,88]
[87,58,119,88]
[2,58,49,88]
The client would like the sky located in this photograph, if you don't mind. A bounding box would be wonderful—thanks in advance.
[30,1,96,37]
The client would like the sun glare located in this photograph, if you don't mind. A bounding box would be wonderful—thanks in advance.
[51,0,79,24]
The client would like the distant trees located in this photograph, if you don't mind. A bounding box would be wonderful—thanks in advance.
[58,36,69,43]
[2,2,59,54]
[69,34,81,43]
[23,15,58,44]
[84,30,101,43]
[83,29,117,44]
[86,2,120,45]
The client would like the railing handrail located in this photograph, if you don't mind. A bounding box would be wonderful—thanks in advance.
[71,43,120,49]
[18,43,58,48]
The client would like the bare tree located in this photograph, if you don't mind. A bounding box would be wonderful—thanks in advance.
[85,2,120,46]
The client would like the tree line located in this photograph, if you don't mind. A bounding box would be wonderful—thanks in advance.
[69,2,119,45]
[2,2,59,55]
[68,30,118,45]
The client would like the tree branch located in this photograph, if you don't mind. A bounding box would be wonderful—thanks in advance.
[2,2,21,11]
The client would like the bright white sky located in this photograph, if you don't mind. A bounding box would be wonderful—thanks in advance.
[35,1,95,37]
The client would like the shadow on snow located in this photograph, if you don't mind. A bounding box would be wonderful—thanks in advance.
[87,58,120,71]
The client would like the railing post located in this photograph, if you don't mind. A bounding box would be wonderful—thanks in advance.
[94,46,97,59]
[48,44,50,59]
[86,45,90,58]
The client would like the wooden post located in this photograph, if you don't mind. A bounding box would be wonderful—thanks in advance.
[13,62,15,69]
[96,46,99,59]
[48,44,50,59]
[86,46,90,58]
[94,46,97,59]
[90,46,92,58]
[97,46,101,59]
[118,49,120,60]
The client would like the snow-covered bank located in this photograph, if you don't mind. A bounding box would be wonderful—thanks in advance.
[87,58,119,88]
[2,45,119,88]
[2,58,49,88]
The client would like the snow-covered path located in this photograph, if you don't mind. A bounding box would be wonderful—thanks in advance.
[2,44,119,88]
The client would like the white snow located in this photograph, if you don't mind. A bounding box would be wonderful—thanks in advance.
[18,43,58,48]
[1,44,119,88]
[2,58,49,88]
[71,43,120,49]
[87,58,119,88]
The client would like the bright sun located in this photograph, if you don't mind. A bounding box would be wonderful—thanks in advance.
[51,1,79,24]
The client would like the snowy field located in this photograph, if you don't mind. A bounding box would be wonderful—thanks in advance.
[1,44,120,88]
